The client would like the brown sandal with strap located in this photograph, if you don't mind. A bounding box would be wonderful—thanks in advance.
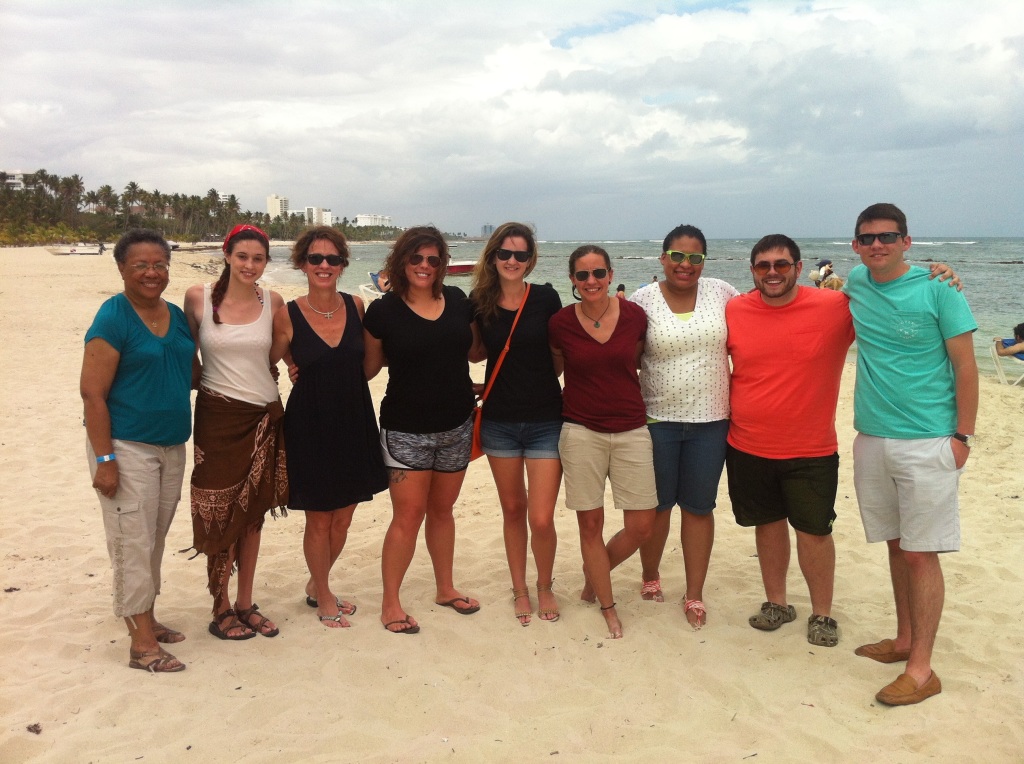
[235,603,280,637]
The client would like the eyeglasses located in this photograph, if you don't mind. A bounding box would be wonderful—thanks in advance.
[856,232,902,246]
[495,249,531,263]
[409,254,442,268]
[306,254,345,266]
[664,251,707,265]
[751,260,796,275]
[131,262,169,273]
[574,268,609,281]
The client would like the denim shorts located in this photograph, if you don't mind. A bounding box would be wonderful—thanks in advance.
[648,419,729,515]
[480,418,562,460]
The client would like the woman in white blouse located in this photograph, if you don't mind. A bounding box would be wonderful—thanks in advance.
[629,224,738,629]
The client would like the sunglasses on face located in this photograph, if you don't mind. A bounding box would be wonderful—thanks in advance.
[306,254,345,266]
[495,248,531,263]
[856,232,902,246]
[664,250,707,265]
[752,260,796,275]
[574,268,609,281]
[409,253,442,268]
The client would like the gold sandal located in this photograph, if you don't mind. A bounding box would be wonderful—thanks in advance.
[512,587,532,626]
[536,580,560,622]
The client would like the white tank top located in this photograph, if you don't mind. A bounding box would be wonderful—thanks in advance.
[199,283,279,406]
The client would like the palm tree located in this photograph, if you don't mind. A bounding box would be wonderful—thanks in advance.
[122,181,142,230]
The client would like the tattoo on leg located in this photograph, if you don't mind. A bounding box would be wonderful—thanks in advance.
[389,468,407,484]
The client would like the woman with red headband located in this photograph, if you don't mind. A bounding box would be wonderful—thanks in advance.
[184,224,288,641]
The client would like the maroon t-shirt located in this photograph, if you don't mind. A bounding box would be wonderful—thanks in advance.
[548,300,647,433]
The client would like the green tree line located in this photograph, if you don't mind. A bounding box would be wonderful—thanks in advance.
[0,169,412,246]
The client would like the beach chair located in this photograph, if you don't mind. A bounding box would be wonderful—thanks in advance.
[990,343,1024,386]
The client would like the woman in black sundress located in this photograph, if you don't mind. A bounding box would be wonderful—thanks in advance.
[271,227,388,628]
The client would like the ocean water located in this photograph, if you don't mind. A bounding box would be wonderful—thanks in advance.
[263,237,1023,378]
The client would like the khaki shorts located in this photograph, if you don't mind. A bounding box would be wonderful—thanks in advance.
[558,422,658,511]
[852,434,961,552]
[88,439,186,617]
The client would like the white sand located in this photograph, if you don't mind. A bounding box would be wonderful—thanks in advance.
[1,247,1022,763]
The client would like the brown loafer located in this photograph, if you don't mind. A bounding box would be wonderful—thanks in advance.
[855,638,910,663]
[875,672,941,706]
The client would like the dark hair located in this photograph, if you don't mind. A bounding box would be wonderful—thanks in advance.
[1014,323,1024,342]
[113,228,171,264]
[662,224,707,254]
[750,234,801,264]
[212,227,270,325]
[855,203,908,237]
[568,244,611,275]
[291,226,350,269]
[381,225,449,300]
[470,222,537,326]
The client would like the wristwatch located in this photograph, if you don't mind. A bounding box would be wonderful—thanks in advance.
[952,432,975,448]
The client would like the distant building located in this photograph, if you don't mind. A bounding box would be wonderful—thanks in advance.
[354,213,392,227]
[219,192,232,206]
[267,194,289,219]
[305,206,333,227]
[2,172,29,191]
[481,224,494,237]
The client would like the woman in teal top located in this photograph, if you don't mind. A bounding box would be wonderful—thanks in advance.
[81,229,195,673]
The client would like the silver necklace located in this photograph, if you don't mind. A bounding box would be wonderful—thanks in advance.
[580,298,611,328]
[306,294,342,320]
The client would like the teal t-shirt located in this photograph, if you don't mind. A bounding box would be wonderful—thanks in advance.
[84,294,194,446]
[844,264,976,438]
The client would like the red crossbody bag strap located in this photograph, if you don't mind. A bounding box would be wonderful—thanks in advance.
[479,283,531,404]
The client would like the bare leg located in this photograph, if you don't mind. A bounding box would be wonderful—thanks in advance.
[304,507,356,608]
[680,510,714,627]
[126,608,184,670]
[795,530,835,617]
[886,538,914,651]
[605,509,657,573]
[488,456,531,623]
[639,510,671,601]
[902,548,944,686]
[576,508,621,638]
[305,507,356,627]
[233,525,277,634]
[525,458,561,620]
[380,469,430,630]
[754,519,791,606]
[423,469,478,610]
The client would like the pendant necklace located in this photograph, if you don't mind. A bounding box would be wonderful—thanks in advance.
[306,295,342,320]
[580,298,611,328]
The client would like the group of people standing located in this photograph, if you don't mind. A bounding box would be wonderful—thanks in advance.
[82,202,976,707]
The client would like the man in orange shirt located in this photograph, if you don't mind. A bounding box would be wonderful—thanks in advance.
[725,234,855,648]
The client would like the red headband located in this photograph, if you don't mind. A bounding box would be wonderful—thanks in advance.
[223,224,269,253]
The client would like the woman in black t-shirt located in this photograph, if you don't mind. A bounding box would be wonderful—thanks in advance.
[363,226,485,634]
[470,222,564,626]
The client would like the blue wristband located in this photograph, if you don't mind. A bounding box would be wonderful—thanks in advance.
[96,453,117,463]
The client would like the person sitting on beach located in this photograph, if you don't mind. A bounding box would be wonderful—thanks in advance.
[184,224,288,641]
[271,227,388,629]
[994,322,1024,360]
[549,245,657,639]
[810,259,844,290]
[81,229,195,672]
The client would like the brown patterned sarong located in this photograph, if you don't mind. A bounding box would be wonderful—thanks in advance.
[191,386,288,602]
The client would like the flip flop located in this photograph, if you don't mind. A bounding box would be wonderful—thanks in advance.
[435,597,480,615]
[305,595,357,616]
[383,616,420,635]
[318,613,351,629]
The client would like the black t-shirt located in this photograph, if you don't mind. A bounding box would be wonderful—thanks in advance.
[363,285,475,433]
[477,283,563,422]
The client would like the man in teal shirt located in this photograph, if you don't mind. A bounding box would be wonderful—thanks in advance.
[845,203,978,706]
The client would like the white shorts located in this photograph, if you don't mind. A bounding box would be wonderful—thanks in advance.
[852,434,961,552]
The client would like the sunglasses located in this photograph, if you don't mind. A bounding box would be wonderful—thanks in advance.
[306,254,345,266]
[409,253,442,267]
[664,250,707,265]
[856,232,902,246]
[574,268,609,281]
[495,248,531,263]
[752,260,796,275]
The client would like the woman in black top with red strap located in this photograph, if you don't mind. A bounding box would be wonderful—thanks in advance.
[471,223,564,626]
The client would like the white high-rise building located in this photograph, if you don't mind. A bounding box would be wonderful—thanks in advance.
[267,194,289,219]
[305,207,333,227]
[354,213,392,227]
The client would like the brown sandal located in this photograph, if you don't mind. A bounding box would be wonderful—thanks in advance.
[208,608,256,641]
[235,603,280,637]
[129,647,185,672]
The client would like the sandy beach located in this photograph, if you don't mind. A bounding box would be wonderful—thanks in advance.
[0,246,1022,763]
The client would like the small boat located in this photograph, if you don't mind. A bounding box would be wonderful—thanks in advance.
[447,260,475,276]
[53,244,104,255]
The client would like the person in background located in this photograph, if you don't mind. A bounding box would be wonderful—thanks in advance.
[81,229,194,672]
[271,227,388,629]
[549,245,657,639]
[471,222,563,626]
[363,225,484,634]
[994,322,1024,359]
[184,224,288,641]
[630,224,737,630]
[615,283,626,300]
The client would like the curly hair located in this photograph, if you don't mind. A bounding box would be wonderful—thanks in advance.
[380,225,449,300]
[113,228,171,264]
[291,226,350,269]
[470,222,537,326]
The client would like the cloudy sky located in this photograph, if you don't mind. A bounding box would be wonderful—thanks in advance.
[2,0,1021,239]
